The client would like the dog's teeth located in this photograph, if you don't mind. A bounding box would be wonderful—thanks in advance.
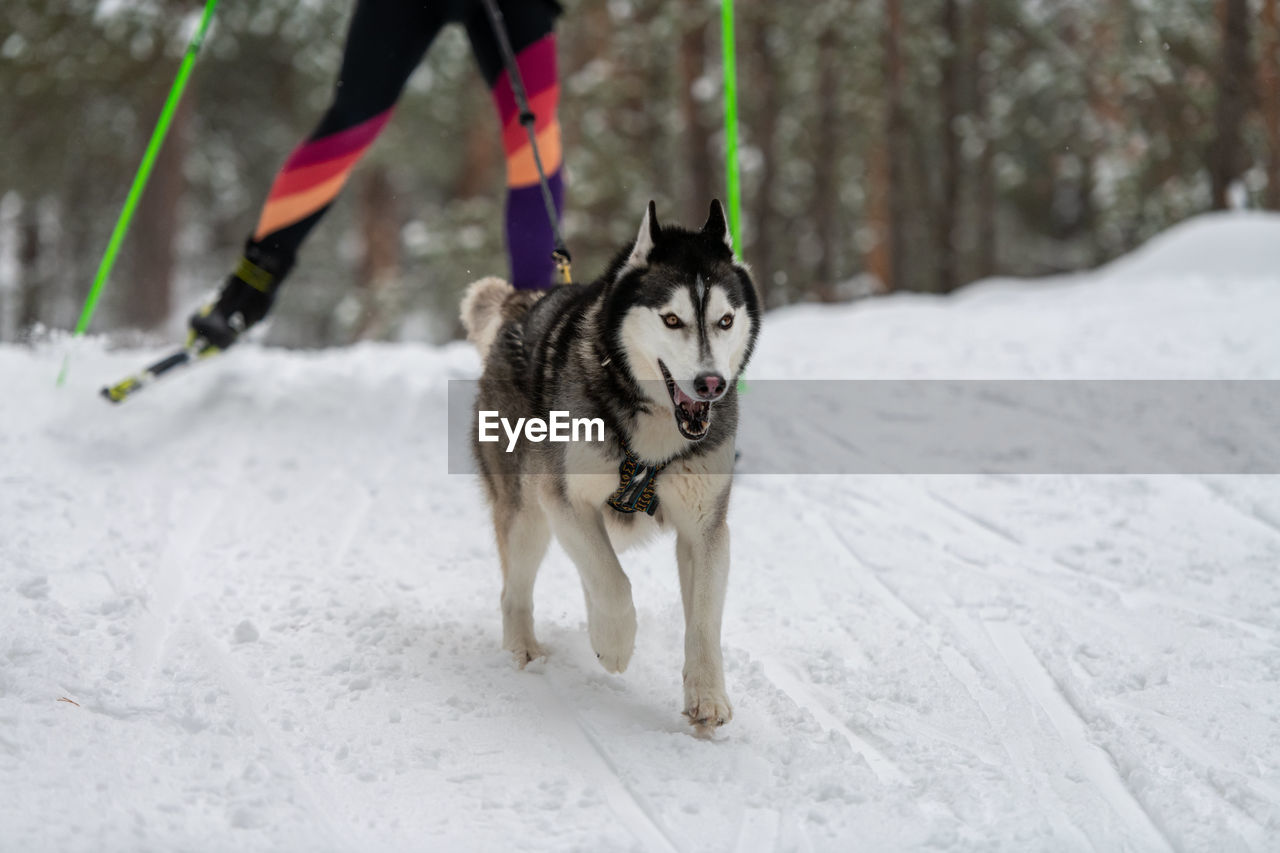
[682,420,691,432]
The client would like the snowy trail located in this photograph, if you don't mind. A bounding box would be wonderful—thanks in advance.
[3,213,1280,850]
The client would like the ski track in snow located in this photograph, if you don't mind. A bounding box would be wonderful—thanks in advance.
[131,486,229,688]
[3,213,1280,850]
[757,657,908,787]
[981,621,1174,853]
[190,627,358,852]
[1197,477,1280,540]
[523,671,680,853]
[931,615,1096,850]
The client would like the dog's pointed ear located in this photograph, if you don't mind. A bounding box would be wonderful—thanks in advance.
[625,201,660,270]
[702,199,732,251]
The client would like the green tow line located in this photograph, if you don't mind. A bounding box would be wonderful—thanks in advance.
[58,0,220,387]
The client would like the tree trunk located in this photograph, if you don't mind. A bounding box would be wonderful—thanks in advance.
[748,2,779,306]
[936,0,961,293]
[1261,0,1280,210]
[454,109,500,200]
[128,92,190,331]
[865,141,892,293]
[882,0,906,293]
[18,200,42,335]
[559,0,615,264]
[1083,8,1120,264]
[679,13,715,226]
[971,0,996,279]
[353,164,400,342]
[813,27,841,302]
[1210,0,1254,209]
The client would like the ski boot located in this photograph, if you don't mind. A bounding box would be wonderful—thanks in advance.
[189,245,293,350]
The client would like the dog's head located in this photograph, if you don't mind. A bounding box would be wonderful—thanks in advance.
[606,200,761,441]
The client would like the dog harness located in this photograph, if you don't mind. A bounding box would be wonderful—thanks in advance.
[607,448,665,516]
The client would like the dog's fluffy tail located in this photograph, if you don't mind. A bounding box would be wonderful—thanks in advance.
[460,276,514,360]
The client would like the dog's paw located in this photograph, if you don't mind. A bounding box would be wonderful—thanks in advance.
[503,633,547,670]
[683,681,733,732]
[508,642,547,670]
[588,603,637,674]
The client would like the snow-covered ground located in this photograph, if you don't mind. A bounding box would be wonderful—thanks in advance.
[3,212,1279,851]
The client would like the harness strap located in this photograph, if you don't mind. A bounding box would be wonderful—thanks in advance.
[606,447,665,516]
[479,0,573,285]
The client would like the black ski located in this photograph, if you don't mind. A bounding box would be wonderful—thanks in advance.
[100,339,220,403]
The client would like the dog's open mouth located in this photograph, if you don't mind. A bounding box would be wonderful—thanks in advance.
[658,360,712,440]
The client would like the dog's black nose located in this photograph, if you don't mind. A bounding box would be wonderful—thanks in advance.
[694,372,726,400]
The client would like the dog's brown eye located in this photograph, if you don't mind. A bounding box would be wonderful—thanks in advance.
[662,313,683,329]
[718,314,734,330]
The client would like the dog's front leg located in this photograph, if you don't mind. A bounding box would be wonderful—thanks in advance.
[676,521,733,729]
[546,501,637,673]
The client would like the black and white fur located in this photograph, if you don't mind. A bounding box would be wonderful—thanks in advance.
[461,200,760,731]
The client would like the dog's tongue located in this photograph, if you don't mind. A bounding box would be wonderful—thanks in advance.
[672,383,711,435]
[672,382,696,408]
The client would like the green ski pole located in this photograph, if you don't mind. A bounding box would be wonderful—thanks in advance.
[722,0,749,395]
[58,0,219,386]
[721,0,742,257]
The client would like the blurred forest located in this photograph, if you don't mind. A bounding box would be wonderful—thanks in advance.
[0,0,1277,346]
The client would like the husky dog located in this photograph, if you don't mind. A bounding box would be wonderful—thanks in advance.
[461,200,760,731]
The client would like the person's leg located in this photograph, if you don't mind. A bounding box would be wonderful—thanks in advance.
[193,0,446,347]
[464,0,563,291]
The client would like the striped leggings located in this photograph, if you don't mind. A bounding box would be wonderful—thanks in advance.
[251,0,563,290]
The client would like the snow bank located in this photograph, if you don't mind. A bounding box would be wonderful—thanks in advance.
[1098,210,1280,281]
[754,211,1280,380]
